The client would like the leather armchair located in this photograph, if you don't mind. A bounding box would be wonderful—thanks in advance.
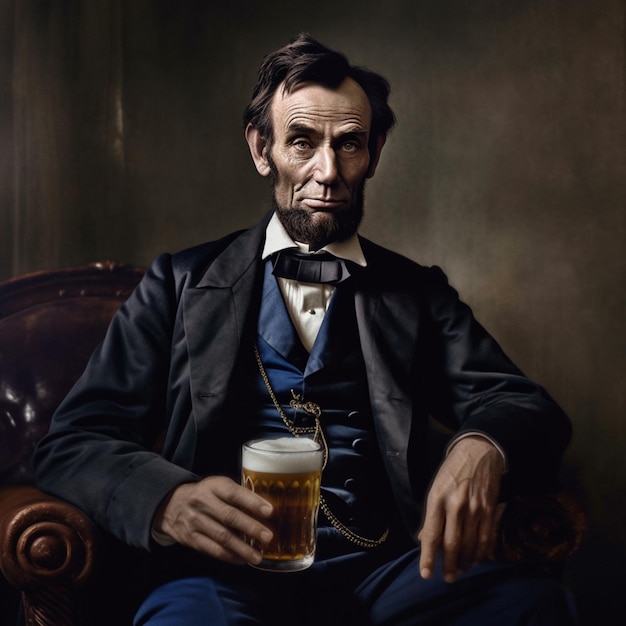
[0,263,144,625]
[0,263,587,626]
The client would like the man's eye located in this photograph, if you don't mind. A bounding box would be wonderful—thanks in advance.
[341,140,364,152]
[293,140,311,150]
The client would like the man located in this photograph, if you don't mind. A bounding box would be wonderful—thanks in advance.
[34,34,575,624]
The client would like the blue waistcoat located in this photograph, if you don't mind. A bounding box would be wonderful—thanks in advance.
[242,262,395,550]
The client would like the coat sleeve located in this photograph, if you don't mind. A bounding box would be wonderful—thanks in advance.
[421,265,572,494]
[33,253,199,550]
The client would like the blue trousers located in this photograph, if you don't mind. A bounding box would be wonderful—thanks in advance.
[134,548,577,625]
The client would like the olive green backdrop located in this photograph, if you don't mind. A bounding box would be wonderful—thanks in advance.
[1,1,624,623]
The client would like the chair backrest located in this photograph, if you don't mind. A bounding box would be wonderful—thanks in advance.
[0,262,144,485]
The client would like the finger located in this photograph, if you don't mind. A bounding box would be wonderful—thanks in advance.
[470,501,497,566]
[212,478,274,519]
[197,478,274,541]
[188,515,265,565]
[458,502,480,574]
[458,489,501,572]
[202,491,274,546]
[487,502,506,560]
[441,503,463,583]
[418,503,444,580]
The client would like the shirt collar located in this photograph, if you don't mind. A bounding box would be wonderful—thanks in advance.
[261,212,367,267]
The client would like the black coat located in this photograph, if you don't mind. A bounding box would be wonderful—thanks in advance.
[34,212,571,550]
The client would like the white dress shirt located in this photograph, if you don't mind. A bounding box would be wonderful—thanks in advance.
[262,212,367,353]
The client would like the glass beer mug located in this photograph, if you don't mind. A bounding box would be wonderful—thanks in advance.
[241,437,323,571]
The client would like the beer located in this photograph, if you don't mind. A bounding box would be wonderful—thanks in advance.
[242,437,323,571]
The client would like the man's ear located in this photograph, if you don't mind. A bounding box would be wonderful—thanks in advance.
[366,134,387,179]
[245,123,272,177]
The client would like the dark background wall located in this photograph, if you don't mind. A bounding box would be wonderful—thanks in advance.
[1,1,624,623]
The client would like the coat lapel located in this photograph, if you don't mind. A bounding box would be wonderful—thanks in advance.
[354,238,422,524]
[182,215,268,435]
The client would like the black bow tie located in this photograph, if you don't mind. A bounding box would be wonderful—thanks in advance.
[271,249,353,284]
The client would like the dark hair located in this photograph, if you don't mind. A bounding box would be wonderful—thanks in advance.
[243,33,396,156]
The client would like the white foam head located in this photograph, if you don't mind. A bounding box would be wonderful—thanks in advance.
[242,437,322,473]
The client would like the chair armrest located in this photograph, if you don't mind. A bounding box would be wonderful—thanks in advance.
[0,485,98,591]
[496,491,587,568]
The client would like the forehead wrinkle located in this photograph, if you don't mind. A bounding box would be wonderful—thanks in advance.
[283,97,368,120]
[272,80,372,137]
[282,107,370,138]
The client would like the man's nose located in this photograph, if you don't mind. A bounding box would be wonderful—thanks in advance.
[313,147,339,185]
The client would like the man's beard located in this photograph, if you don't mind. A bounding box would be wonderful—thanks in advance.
[274,185,365,250]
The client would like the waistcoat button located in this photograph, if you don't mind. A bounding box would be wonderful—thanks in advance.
[344,478,359,492]
[352,438,369,454]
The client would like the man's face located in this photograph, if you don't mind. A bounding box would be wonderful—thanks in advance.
[265,78,376,248]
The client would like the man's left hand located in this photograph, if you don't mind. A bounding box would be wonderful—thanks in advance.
[417,435,505,583]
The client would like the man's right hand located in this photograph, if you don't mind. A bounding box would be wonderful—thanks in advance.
[152,475,274,566]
